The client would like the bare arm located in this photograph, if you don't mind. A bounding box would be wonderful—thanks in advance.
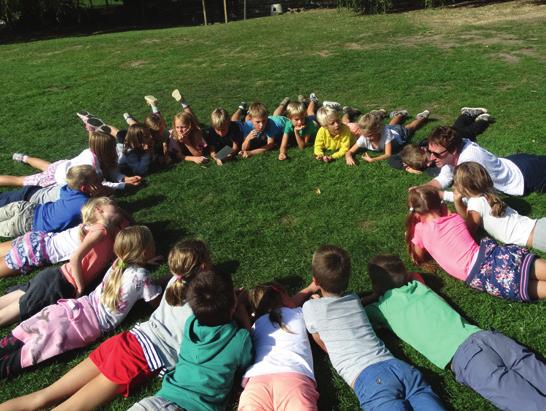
[68,229,105,295]
[310,332,328,353]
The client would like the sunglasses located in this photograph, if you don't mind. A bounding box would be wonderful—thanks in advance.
[427,147,449,158]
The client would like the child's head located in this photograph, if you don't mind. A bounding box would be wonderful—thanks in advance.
[248,282,291,332]
[316,107,341,136]
[248,102,268,133]
[100,225,156,312]
[286,102,306,129]
[80,196,125,238]
[454,162,506,217]
[145,113,167,137]
[65,165,99,192]
[400,144,429,171]
[88,131,118,173]
[368,254,409,297]
[186,270,236,326]
[210,108,231,137]
[125,123,152,151]
[311,245,351,295]
[357,113,383,139]
[164,239,212,306]
[172,111,199,140]
[427,126,462,167]
[405,187,446,263]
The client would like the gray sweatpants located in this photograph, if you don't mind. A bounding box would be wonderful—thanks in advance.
[0,201,37,237]
[452,330,546,411]
[128,396,182,411]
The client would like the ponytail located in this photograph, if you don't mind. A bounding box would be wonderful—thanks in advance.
[249,283,293,333]
[485,192,507,218]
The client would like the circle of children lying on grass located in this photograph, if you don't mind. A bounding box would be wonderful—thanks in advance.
[0,91,545,411]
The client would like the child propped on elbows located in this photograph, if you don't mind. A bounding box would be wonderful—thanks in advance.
[206,108,243,166]
[129,270,253,411]
[313,107,354,163]
[302,245,444,410]
[277,101,318,161]
[365,254,546,411]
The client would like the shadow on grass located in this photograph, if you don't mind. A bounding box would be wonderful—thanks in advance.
[504,196,532,215]
[118,194,166,212]
[215,260,241,277]
[274,274,305,292]
[311,340,341,411]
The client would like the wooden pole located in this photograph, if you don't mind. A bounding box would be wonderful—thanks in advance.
[243,0,246,20]
[223,0,228,23]
[201,0,208,25]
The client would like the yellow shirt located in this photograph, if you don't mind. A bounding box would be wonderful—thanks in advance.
[313,124,353,159]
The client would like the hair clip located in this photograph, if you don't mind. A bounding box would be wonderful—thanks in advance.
[175,274,187,284]
[409,207,415,213]
[117,260,127,269]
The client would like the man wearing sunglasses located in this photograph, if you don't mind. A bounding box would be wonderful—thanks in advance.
[423,126,545,200]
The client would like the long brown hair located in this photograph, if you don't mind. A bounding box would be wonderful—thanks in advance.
[100,226,155,312]
[405,187,447,265]
[454,162,506,217]
[88,131,118,177]
[171,112,205,156]
[164,239,212,306]
[248,282,292,333]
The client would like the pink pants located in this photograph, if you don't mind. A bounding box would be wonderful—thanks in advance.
[238,372,319,411]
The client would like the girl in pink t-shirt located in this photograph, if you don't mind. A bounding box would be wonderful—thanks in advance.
[406,186,546,302]
[0,226,161,379]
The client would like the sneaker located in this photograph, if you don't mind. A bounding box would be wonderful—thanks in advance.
[369,109,387,119]
[171,89,183,102]
[460,107,488,117]
[77,111,106,132]
[95,125,112,135]
[123,112,134,124]
[416,110,430,120]
[476,113,495,123]
[297,94,305,103]
[280,97,290,106]
[238,101,248,112]
[12,153,27,163]
[389,110,409,119]
[309,92,318,103]
[144,95,158,106]
[323,101,342,111]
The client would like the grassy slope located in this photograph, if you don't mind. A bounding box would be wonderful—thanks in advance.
[1,2,545,409]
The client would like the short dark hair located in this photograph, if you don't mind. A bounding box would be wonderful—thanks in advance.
[312,245,351,295]
[186,270,235,326]
[427,126,462,153]
[368,254,409,296]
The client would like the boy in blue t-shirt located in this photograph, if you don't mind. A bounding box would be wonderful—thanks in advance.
[237,102,288,158]
[129,270,253,411]
[0,165,98,238]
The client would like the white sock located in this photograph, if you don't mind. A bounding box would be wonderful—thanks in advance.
[151,105,160,114]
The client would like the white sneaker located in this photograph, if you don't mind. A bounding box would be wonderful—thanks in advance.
[12,153,27,163]
[476,113,495,123]
[323,101,342,111]
[461,107,488,117]
[389,110,409,119]
[171,89,183,102]
[416,110,430,120]
[144,95,158,106]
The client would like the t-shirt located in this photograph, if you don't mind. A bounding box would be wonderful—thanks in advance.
[244,307,315,381]
[157,315,253,411]
[467,196,536,247]
[89,264,162,333]
[242,116,289,144]
[32,185,89,233]
[60,224,115,290]
[206,122,243,152]
[45,225,82,263]
[355,125,407,152]
[365,281,481,369]
[411,213,480,281]
[133,277,194,371]
[302,293,393,386]
[313,124,354,159]
[435,139,524,195]
[283,117,318,139]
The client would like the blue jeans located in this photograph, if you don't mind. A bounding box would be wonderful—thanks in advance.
[354,358,444,411]
[0,186,41,208]
[452,330,546,411]
[506,154,546,195]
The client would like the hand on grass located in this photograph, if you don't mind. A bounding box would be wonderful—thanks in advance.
[192,156,208,164]
[345,154,356,166]
[362,152,374,163]
[215,158,223,166]
[124,176,142,186]
[278,153,287,161]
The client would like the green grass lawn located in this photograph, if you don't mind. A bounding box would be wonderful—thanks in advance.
[1,1,546,409]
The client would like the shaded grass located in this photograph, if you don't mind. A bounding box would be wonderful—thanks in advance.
[0,2,545,409]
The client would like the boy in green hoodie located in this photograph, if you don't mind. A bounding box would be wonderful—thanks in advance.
[129,271,253,411]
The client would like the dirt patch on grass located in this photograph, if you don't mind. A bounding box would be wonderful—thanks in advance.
[40,45,83,56]
[315,50,334,58]
[357,219,376,232]
[125,60,148,68]
[492,52,520,64]
[344,42,371,50]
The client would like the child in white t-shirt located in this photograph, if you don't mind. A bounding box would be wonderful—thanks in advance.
[345,109,429,166]
[238,281,320,411]
[452,162,546,252]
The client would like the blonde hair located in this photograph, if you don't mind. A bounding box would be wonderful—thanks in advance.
[454,162,506,217]
[165,239,212,306]
[316,107,339,127]
[100,226,155,312]
[65,165,97,190]
[145,113,166,132]
[248,283,292,333]
[172,111,204,149]
[357,113,383,136]
[88,131,118,176]
[285,102,305,118]
[248,102,268,119]
[210,108,230,129]
[400,144,428,171]
[79,197,123,239]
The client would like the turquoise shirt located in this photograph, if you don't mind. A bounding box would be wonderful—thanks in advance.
[366,281,481,369]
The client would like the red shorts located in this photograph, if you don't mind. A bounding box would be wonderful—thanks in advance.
[89,331,157,397]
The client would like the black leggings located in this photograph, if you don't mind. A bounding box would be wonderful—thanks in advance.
[0,334,23,379]
[452,113,489,142]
